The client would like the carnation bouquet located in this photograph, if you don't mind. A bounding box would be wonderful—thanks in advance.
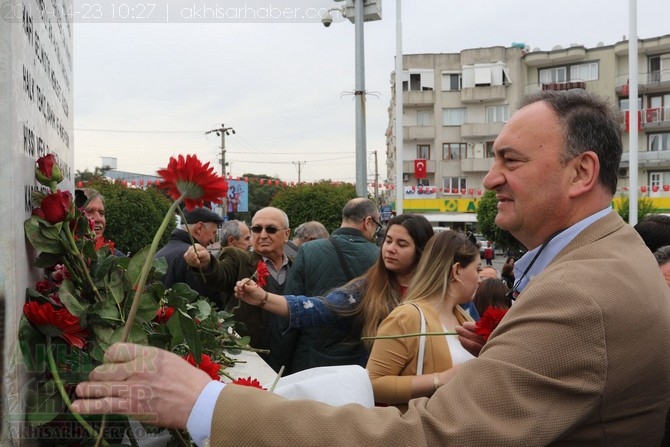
[19,154,259,446]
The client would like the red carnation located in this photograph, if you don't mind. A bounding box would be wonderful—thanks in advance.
[254,261,269,289]
[23,301,89,349]
[474,306,508,341]
[155,306,175,324]
[232,376,266,390]
[36,280,55,295]
[157,154,228,211]
[185,353,221,380]
[38,190,74,224]
[35,154,63,185]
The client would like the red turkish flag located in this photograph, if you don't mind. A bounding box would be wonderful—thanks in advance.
[414,159,427,179]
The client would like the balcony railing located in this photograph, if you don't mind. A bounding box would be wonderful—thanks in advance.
[541,81,586,91]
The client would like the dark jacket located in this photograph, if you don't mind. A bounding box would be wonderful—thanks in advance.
[196,246,291,370]
[280,227,379,374]
[154,229,223,306]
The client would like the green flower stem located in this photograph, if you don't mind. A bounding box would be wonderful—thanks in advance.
[269,365,285,393]
[361,331,458,341]
[121,195,185,342]
[46,337,109,446]
[176,206,207,283]
[63,224,104,303]
[168,428,191,447]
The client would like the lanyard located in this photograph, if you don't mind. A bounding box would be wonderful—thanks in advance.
[507,229,564,302]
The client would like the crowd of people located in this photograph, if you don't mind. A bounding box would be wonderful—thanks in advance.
[71,90,670,446]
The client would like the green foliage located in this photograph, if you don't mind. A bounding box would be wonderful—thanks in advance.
[271,181,357,233]
[476,189,525,252]
[86,181,176,255]
[616,194,658,222]
[74,167,110,183]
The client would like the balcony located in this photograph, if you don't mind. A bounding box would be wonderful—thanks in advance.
[460,85,507,103]
[402,159,436,175]
[404,126,436,140]
[621,107,670,132]
[615,69,670,96]
[541,81,586,91]
[460,121,504,138]
[620,150,670,169]
[460,157,494,173]
[403,90,435,107]
[523,46,587,66]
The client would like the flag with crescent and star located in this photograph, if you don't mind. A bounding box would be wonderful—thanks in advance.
[414,159,427,178]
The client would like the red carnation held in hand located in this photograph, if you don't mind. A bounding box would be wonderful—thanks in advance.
[36,191,74,224]
[254,260,270,289]
[474,306,508,341]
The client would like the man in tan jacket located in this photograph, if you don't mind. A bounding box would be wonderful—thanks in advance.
[72,90,670,446]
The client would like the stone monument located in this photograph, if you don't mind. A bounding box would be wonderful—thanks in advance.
[0,0,73,444]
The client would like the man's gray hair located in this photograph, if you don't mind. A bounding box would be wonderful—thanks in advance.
[221,220,247,246]
[654,245,670,267]
[293,221,329,243]
[342,198,378,223]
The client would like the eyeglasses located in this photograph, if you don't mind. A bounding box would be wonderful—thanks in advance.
[250,225,285,234]
[370,216,383,236]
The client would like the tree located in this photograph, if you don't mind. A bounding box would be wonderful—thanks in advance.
[271,181,357,233]
[476,189,525,254]
[75,167,111,184]
[86,180,176,255]
[616,193,657,222]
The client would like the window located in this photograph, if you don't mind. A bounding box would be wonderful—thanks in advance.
[418,179,430,187]
[619,97,642,110]
[649,132,670,152]
[441,72,462,91]
[649,56,661,82]
[443,143,467,160]
[540,62,599,85]
[462,63,511,88]
[442,177,467,194]
[403,70,434,91]
[539,67,566,84]
[569,62,599,81]
[649,171,670,188]
[416,110,432,126]
[442,108,466,126]
[485,141,495,158]
[485,105,509,123]
[417,144,430,159]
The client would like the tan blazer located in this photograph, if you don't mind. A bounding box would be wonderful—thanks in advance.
[211,211,670,446]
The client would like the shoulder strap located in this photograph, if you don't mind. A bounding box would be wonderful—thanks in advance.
[410,303,427,375]
[329,237,355,281]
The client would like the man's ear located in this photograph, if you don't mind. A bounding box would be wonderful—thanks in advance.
[569,151,599,198]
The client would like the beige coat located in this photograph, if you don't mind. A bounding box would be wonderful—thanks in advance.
[211,211,670,446]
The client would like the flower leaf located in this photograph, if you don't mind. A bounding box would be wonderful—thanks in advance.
[18,317,47,372]
[111,324,148,346]
[127,246,151,287]
[33,252,63,269]
[25,379,64,426]
[178,309,203,360]
[24,217,66,254]
[133,292,160,323]
[59,280,89,317]
[106,269,125,305]
[89,299,122,324]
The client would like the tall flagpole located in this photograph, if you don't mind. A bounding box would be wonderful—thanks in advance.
[394,0,404,214]
[628,0,639,225]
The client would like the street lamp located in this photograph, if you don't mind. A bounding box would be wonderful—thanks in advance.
[321,0,381,197]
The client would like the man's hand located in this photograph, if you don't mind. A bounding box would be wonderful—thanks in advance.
[71,343,213,429]
[456,321,485,358]
[184,243,211,268]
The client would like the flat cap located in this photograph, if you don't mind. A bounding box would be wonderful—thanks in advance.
[183,207,224,224]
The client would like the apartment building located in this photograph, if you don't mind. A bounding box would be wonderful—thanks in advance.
[386,33,670,226]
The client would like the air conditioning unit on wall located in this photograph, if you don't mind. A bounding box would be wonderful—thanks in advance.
[403,174,409,182]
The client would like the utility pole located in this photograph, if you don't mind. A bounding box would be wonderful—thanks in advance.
[293,161,306,183]
[373,150,379,201]
[205,124,235,218]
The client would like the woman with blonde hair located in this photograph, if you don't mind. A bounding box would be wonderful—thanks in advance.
[366,230,481,409]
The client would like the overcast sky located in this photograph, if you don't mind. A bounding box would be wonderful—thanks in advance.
[73,0,670,184]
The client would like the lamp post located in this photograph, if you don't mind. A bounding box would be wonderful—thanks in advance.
[322,1,381,197]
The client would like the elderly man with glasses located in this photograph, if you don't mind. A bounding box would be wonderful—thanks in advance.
[184,207,292,370]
